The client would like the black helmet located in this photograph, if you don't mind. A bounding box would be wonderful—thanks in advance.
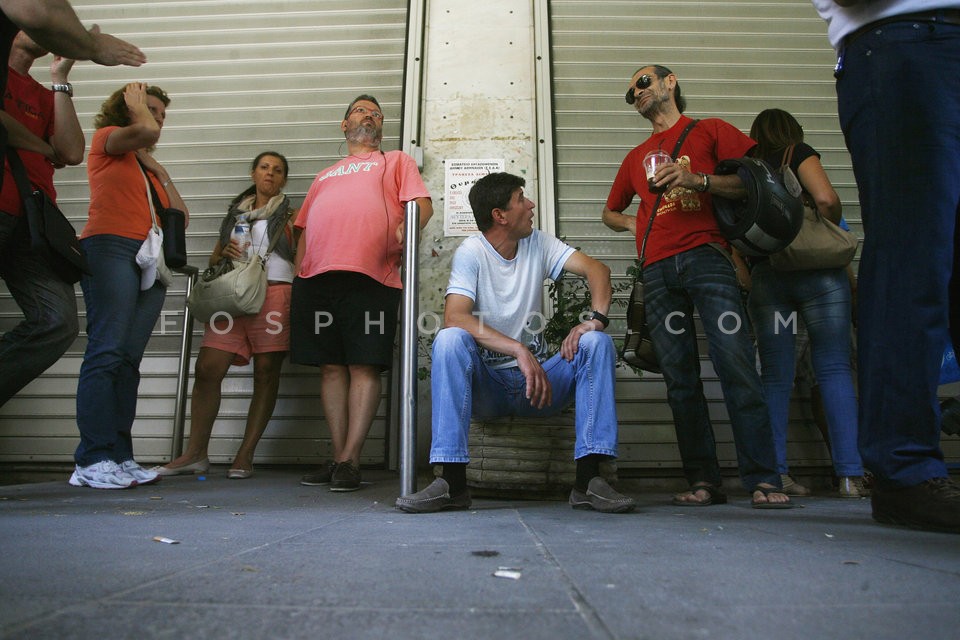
[712,157,803,256]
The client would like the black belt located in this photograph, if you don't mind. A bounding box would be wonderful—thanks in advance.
[845,8,960,48]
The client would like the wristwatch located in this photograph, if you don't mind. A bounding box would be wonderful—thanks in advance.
[51,83,73,97]
[589,310,610,329]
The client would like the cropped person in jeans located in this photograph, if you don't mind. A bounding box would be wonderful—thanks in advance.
[602,64,791,508]
[0,31,84,406]
[745,108,866,498]
[154,152,296,480]
[71,82,188,489]
[396,172,635,514]
[812,1,960,533]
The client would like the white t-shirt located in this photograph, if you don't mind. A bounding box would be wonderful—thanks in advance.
[446,230,575,368]
[250,219,294,283]
[811,0,957,51]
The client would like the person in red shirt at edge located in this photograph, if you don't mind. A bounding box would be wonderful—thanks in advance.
[0,30,84,407]
[602,65,792,509]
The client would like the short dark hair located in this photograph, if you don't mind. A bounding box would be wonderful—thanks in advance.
[634,64,685,113]
[468,172,526,232]
[343,94,382,120]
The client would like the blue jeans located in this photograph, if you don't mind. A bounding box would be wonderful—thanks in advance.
[643,244,778,490]
[75,235,166,466]
[748,262,863,477]
[837,19,960,488]
[0,211,79,406]
[429,327,619,463]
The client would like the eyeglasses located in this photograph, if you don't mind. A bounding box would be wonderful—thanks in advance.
[350,106,383,120]
[625,74,654,105]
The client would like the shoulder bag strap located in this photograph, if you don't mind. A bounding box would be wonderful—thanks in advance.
[5,145,34,203]
[780,144,795,169]
[262,207,294,257]
[637,118,700,268]
[136,161,160,230]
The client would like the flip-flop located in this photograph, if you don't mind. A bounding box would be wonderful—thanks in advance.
[752,485,795,509]
[672,483,727,507]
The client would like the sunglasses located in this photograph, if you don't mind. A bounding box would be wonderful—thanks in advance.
[625,74,654,105]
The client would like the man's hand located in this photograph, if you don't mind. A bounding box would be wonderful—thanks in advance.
[516,348,551,409]
[560,320,601,362]
[88,24,146,67]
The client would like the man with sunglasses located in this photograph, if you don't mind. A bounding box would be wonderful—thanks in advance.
[602,65,791,509]
[811,1,960,534]
[291,94,433,492]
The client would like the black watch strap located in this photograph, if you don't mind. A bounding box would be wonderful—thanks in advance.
[590,310,610,329]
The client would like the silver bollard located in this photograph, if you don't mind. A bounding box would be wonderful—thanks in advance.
[398,201,420,496]
[171,266,198,460]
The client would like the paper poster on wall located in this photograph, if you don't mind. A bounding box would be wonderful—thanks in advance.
[443,159,505,236]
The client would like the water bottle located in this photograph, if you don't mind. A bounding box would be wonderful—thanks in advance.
[230,222,252,261]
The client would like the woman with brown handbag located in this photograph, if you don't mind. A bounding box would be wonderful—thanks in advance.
[745,108,866,498]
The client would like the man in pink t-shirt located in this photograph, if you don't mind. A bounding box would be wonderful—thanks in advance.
[292,94,432,491]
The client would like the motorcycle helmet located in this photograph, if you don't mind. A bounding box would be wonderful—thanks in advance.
[712,157,803,256]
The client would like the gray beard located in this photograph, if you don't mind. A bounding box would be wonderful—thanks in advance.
[346,124,382,146]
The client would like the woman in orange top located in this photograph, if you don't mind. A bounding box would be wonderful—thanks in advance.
[70,82,188,490]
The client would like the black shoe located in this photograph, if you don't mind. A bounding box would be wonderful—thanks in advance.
[300,461,337,486]
[569,477,636,513]
[329,461,361,492]
[872,477,960,533]
[941,398,960,436]
[395,478,472,513]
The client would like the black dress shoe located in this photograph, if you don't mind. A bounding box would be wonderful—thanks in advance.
[871,477,960,533]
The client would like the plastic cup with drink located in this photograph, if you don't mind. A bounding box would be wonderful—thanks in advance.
[643,149,673,193]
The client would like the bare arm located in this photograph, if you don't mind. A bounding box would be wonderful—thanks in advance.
[47,55,84,166]
[557,250,612,361]
[103,83,160,155]
[602,206,637,234]
[796,155,842,224]
[444,293,551,408]
[396,196,434,244]
[0,111,56,159]
[0,2,145,66]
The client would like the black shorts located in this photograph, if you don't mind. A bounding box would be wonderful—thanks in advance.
[290,271,401,370]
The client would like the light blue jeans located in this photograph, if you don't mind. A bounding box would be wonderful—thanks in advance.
[75,235,166,466]
[428,327,619,463]
[748,262,863,477]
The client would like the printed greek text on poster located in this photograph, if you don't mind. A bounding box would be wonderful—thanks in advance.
[444,159,505,236]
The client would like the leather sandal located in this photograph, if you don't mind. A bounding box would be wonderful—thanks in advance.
[672,483,727,507]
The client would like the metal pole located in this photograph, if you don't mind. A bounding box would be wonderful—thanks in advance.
[171,266,198,460]
[399,201,420,496]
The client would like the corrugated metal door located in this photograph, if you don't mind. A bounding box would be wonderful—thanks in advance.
[548,0,869,472]
[0,0,411,466]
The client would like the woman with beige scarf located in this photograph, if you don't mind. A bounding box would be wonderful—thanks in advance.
[155,151,296,479]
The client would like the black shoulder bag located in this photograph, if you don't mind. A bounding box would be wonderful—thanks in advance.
[621,119,699,373]
[138,160,187,268]
[6,147,91,284]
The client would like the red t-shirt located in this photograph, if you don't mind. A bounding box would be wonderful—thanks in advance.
[606,115,756,266]
[0,66,56,216]
[81,126,169,241]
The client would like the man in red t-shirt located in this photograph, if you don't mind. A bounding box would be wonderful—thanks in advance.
[0,30,84,406]
[603,65,791,510]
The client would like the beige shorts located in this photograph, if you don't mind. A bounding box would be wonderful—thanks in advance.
[201,283,291,366]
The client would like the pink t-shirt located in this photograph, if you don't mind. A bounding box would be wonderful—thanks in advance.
[295,150,430,289]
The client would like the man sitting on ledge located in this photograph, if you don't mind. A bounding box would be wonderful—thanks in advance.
[395,172,636,514]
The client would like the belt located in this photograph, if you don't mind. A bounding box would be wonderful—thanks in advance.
[845,8,960,48]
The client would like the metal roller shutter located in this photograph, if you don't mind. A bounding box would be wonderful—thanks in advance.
[0,0,410,466]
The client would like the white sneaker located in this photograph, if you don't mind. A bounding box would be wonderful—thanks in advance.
[118,460,160,485]
[68,461,137,489]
